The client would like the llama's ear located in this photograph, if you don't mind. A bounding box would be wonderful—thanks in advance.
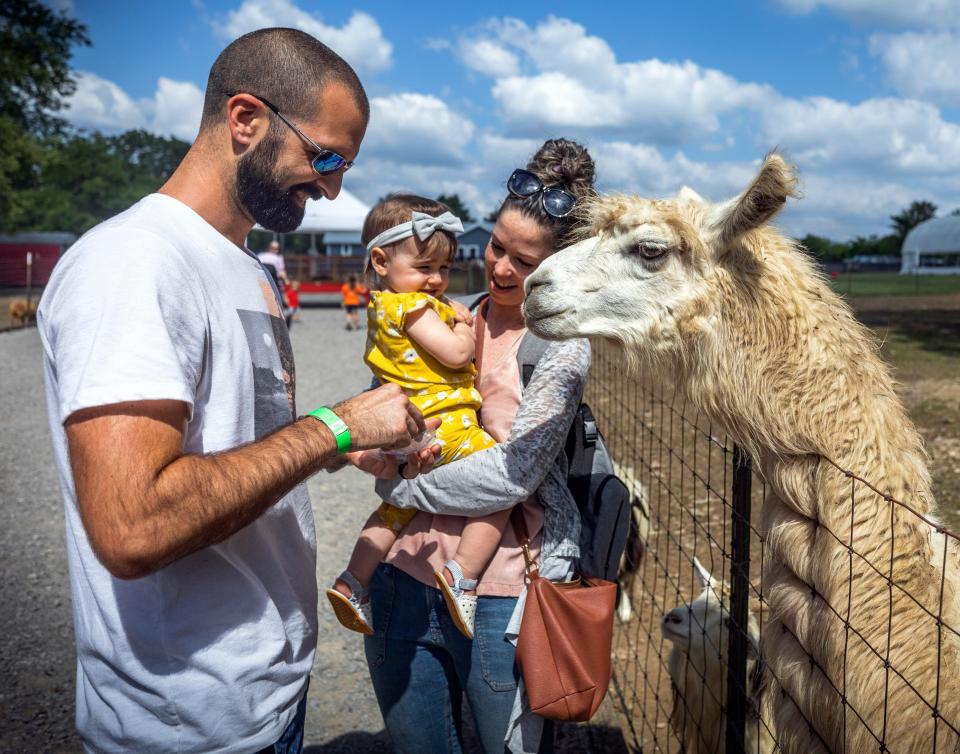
[708,151,798,248]
[677,186,705,206]
[692,557,715,590]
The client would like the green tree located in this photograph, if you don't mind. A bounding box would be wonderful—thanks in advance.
[848,234,900,257]
[109,129,191,179]
[890,200,937,245]
[437,193,474,224]
[0,0,89,229]
[798,234,850,262]
[17,130,190,235]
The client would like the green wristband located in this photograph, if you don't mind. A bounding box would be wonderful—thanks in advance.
[307,406,351,454]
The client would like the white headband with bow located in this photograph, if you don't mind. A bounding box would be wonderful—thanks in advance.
[365,210,464,252]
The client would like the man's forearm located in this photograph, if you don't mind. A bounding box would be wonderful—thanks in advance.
[112,418,336,578]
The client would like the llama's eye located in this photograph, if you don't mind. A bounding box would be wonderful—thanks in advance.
[636,242,668,260]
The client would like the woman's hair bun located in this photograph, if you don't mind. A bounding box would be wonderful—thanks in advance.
[526,138,596,200]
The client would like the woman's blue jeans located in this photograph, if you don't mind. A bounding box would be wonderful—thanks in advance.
[364,564,520,754]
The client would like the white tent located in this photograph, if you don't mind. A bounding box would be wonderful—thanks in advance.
[296,187,369,233]
[901,215,960,275]
[253,188,370,254]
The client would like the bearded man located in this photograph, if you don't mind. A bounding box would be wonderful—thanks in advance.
[37,28,436,754]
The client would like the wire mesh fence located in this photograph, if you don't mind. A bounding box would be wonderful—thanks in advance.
[585,338,960,754]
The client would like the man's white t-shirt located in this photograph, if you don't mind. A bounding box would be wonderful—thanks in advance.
[38,194,318,754]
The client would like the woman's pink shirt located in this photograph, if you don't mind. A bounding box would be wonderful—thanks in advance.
[384,312,543,596]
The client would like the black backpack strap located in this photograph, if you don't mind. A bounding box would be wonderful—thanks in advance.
[453,291,489,313]
[516,330,550,389]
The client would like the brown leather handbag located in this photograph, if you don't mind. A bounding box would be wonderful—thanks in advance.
[511,508,618,722]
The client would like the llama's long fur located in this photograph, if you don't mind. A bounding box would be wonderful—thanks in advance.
[523,153,960,753]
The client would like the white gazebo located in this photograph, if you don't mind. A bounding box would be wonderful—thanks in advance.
[901,215,960,275]
[254,188,369,256]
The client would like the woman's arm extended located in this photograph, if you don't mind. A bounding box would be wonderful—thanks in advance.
[375,337,590,515]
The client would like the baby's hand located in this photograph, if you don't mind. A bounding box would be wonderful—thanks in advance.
[449,300,474,326]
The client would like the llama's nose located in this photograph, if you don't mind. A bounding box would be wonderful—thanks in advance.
[663,611,683,625]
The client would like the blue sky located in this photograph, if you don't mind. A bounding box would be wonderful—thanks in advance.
[60,0,960,239]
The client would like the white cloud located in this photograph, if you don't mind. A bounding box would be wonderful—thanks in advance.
[363,94,475,166]
[779,173,922,238]
[458,39,519,78]
[147,78,205,141]
[64,72,203,141]
[590,142,756,201]
[65,71,145,131]
[775,0,960,28]
[345,158,488,217]
[580,141,936,239]
[869,32,960,105]
[216,0,392,73]
[495,16,619,88]
[761,96,960,173]
[461,17,774,144]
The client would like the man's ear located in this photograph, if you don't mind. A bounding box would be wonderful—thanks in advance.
[226,93,268,147]
[368,247,389,276]
[708,151,798,248]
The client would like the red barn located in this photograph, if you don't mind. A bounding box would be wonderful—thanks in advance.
[0,233,76,288]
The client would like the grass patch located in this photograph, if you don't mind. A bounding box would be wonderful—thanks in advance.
[830,272,960,297]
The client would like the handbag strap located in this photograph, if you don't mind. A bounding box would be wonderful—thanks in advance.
[510,506,540,581]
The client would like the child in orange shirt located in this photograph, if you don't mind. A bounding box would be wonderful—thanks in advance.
[340,274,367,330]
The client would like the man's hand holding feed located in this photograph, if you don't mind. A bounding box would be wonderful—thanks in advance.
[330,383,426,451]
[347,425,441,479]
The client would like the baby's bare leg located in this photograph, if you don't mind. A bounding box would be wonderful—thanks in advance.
[335,510,398,599]
[443,507,514,595]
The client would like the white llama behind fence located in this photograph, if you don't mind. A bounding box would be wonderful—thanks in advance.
[661,557,775,754]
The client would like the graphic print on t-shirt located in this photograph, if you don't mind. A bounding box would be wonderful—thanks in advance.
[237,309,296,439]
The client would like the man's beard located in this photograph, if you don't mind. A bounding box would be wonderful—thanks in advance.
[235,131,320,233]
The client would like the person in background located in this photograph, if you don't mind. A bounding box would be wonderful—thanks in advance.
[341,272,367,330]
[258,239,289,285]
[287,279,301,322]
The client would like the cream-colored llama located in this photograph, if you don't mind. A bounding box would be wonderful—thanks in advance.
[522,153,960,753]
[662,557,773,754]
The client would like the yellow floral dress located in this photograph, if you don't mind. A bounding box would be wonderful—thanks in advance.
[365,290,497,531]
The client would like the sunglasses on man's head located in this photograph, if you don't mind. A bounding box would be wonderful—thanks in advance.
[237,93,354,176]
[507,169,577,218]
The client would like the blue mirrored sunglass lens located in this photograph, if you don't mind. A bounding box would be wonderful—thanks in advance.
[312,152,346,174]
[542,189,575,216]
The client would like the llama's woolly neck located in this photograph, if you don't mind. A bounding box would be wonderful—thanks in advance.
[677,228,932,507]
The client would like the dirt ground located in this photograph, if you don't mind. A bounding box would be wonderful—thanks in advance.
[851,292,960,530]
[0,308,627,753]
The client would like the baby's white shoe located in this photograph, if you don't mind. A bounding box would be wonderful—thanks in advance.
[326,570,373,635]
[434,560,478,639]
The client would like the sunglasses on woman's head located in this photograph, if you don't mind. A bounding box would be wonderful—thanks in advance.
[236,92,354,176]
[507,169,577,218]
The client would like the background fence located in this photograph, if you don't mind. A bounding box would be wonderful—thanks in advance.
[585,338,960,754]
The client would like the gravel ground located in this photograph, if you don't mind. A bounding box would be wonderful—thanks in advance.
[0,308,626,753]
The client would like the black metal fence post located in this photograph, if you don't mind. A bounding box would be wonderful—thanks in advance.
[725,446,753,754]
